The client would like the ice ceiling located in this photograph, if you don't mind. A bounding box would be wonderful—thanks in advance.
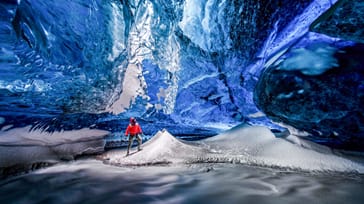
[0,0,363,150]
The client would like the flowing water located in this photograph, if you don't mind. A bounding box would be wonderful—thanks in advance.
[0,159,363,204]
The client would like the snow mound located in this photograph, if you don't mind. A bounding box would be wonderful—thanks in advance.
[104,129,205,165]
[103,126,364,173]
[201,125,364,173]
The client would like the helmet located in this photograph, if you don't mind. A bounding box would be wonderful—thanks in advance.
[130,117,136,124]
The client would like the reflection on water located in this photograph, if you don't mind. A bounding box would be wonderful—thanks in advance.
[0,159,363,204]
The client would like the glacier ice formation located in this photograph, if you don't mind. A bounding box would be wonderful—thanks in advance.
[0,0,364,151]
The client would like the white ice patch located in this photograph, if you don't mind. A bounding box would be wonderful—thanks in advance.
[248,111,266,118]
[107,1,127,62]
[179,0,232,51]
[0,127,109,168]
[0,79,51,92]
[279,44,339,75]
[106,63,145,114]
[103,126,364,173]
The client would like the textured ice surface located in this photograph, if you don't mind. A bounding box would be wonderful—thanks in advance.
[103,126,364,173]
[0,127,109,168]
[255,43,364,150]
[1,159,364,204]
[2,0,363,152]
[0,0,336,125]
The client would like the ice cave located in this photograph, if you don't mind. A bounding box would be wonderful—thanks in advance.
[1,0,364,203]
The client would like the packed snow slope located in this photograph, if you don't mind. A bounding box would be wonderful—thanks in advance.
[103,126,364,173]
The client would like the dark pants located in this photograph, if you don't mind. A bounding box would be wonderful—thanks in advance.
[127,134,142,154]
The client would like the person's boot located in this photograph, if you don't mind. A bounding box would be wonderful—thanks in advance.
[137,137,142,151]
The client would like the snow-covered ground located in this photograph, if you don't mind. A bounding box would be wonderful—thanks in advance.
[103,129,207,165]
[1,124,363,174]
[103,125,364,173]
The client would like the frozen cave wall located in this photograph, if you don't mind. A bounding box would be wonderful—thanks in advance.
[0,0,318,125]
[2,0,364,150]
[1,0,122,115]
[170,0,316,124]
[254,43,364,150]
[254,0,364,150]
[310,0,364,44]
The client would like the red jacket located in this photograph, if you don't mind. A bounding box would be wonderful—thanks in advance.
[125,123,142,136]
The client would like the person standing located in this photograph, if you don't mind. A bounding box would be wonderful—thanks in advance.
[125,117,143,156]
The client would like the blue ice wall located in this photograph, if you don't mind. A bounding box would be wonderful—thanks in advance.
[1,0,317,124]
[0,0,123,116]
[3,0,363,150]
[254,0,364,150]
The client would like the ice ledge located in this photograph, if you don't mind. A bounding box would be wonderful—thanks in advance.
[0,127,109,178]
